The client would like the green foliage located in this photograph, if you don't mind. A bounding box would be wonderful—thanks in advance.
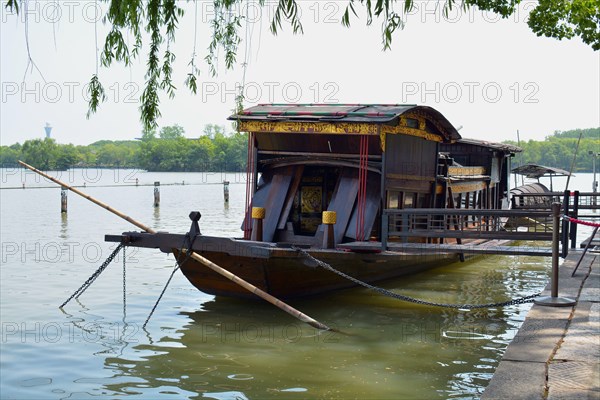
[528,0,600,50]
[0,146,20,166]
[548,127,599,139]
[6,0,597,131]
[506,128,600,172]
[2,125,247,172]
[86,75,106,120]
[159,124,185,139]
[137,124,247,171]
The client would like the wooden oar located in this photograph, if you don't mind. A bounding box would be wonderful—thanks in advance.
[18,160,331,331]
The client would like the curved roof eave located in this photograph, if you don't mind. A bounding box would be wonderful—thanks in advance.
[229,104,461,142]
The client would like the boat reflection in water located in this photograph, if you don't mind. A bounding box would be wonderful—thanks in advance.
[100,253,547,399]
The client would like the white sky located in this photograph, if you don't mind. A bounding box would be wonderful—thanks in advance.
[1,0,599,146]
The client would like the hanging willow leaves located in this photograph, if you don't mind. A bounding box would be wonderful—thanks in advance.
[5,0,598,130]
[86,74,107,119]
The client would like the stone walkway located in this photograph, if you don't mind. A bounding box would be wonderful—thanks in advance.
[482,250,599,399]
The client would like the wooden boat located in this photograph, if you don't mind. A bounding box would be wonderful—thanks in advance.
[106,104,522,299]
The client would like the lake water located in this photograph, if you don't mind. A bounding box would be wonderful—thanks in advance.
[0,169,595,399]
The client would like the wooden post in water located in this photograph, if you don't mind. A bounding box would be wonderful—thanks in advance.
[153,182,160,207]
[223,181,230,203]
[61,186,68,213]
[534,203,576,307]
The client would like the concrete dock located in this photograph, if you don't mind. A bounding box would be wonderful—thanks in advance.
[482,249,599,399]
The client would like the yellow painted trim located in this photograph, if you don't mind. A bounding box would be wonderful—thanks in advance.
[379,128,386,152]
[239,112,450,143]
[322,211,337,225]
[381,125,443,142]
[251,207,266,219]
[448,182,487,193]
[399,113,427,130]
[448,166,487,176]
[386,173,435,182]
[408,110,455,142]
[239,120,379,135]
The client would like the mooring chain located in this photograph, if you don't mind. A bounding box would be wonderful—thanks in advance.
[293,246,540,309]
[142,233,198,329]
[60,243,125,308]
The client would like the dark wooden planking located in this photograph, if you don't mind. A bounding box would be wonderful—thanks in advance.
[241,171,271,232]
[385,135,436,180]
[384,134,437,192]
[345,170,381,240]
[177,246,457,299]
[255,132,382,156]
[277,165,304,230]
[249,166,296,242]
[321,167,360,245]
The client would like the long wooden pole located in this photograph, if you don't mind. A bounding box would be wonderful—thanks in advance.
[19,161,154,233]
[18,161,331,331]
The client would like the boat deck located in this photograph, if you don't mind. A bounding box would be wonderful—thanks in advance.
[339,241,553,256]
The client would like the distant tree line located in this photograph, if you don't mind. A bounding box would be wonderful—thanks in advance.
[0,124,248,172]
[504,128,599,172]
[1,126,598,172]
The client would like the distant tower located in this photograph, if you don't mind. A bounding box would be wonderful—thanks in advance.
[44,122,52,139]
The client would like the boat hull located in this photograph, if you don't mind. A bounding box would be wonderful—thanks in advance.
[175,247,460,299]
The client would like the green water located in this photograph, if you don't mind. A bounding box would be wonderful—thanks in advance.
[4,169,592,399]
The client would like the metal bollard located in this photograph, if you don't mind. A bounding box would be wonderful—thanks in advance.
[322,211,337,249]
[251,207,265,242]
[534,203,576,307]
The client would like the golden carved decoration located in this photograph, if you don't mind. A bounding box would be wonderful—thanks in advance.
[239,112,452,144]
[239,121,379,135]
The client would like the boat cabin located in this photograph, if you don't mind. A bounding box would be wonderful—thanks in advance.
[439,138,521,211]
[230,104,518,248]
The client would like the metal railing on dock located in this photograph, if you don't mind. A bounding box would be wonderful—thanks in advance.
[512,191,599,217]
[380,191,600,256]
[511,190,600,251]
[383,209,555,240]
[381,203,566,260]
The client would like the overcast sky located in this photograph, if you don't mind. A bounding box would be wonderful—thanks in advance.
[1,0,599,146]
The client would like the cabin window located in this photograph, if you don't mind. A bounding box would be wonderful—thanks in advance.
[405,118,419,129]
[387,191,430,209]
[403,193,415,208]
[387,192,400,209]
